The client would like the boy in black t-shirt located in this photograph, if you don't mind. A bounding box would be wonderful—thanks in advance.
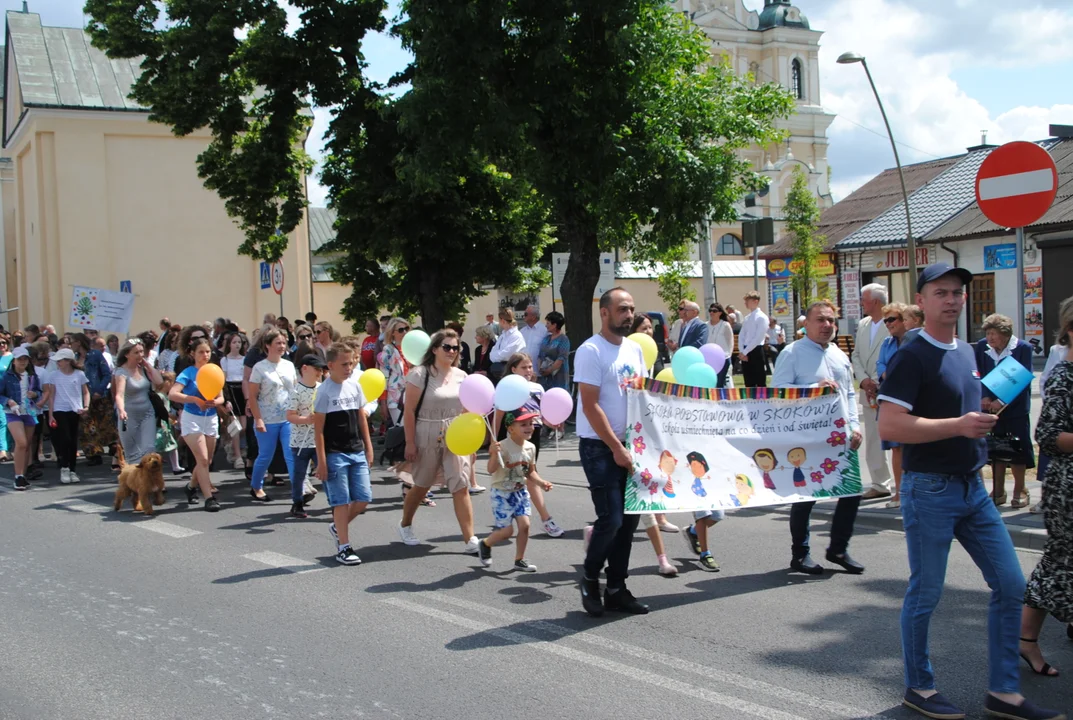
[314,343,373,566]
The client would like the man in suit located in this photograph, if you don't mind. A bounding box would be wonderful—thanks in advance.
[675,301,707,349]
[852,282,893,499]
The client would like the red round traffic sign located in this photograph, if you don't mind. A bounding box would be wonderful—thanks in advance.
[974,141,1058,229]
[271,261,285,295]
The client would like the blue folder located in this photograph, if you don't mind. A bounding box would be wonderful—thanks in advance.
[981,356,1034,406]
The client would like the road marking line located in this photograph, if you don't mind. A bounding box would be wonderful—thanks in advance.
[56,498,106,514]
[432,593,880,719]
[243,551,324,574]
[382,597,807,720]
[133,520,202,538]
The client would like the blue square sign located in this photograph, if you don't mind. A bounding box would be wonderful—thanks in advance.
[260,261,271,290]
[120,280,132,293]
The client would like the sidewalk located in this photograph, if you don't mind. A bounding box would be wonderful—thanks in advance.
[505,432,1048,552]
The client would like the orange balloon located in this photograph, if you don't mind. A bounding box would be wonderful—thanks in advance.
[196,363,225,400]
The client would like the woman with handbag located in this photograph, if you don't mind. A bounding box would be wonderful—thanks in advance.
[113,339,164,465]
[396,328,477,550]
[975,313,1035,508]
[1020,295,1073,675]
[221,332,249,470]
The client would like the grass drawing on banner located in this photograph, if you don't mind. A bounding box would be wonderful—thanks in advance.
[811,449,862,498]
[625,470,667,513]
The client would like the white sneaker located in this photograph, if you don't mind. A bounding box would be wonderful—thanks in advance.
[658,521,680,533]
[233,458,244,470]
[59,468,71,484]
[397,523,420,546]
[463,536,481,555]
[543,518,565,537]
[69,471,81,484]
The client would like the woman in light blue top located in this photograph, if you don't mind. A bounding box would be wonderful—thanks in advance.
[875,302,914,509]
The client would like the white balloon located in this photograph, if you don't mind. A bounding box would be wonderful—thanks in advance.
[494,374,532,412]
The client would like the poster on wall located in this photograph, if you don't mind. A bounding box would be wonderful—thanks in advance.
[1024,265,1043,349]
[553,252,615,304]
[769,280,792,317]
[842,270,860,321]
[69,286,135,334]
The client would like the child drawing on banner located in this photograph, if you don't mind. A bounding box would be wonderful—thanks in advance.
[787,447,812,487]
[658,450,678,498]
[731,474,755,507]
[686,451,709,498]
[753,449,777,491]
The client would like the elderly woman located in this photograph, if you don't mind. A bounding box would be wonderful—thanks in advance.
[70,332,118,469]
[1020,295,1073,676]
[472,325,496,376]
[974,313,1035,508]
[380,318,412,425]
[875,302,910,509]
[537,311,570,391]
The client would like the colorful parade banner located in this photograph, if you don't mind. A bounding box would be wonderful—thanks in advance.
[69,285,135,333]
[624,382,861,513]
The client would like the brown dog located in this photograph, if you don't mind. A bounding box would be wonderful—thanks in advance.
[114,453,166,516]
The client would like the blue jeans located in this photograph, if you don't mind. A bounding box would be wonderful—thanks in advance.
[580,438,640,588]
[251,422,295,491]
[290,446,316,504]
[789,496,861,559]
[901,471,1024,694]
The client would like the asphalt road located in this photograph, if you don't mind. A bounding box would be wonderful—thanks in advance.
[0,449,1070,720]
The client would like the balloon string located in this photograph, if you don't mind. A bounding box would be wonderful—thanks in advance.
[483,413,505,467]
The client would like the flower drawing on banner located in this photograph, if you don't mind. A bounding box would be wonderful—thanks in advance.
[634,422,643,434]
[821,458,839,475]
[632,436,646,454]
[811,471,825,483]
[834,417,846,429]
[640,469,653,485]
[648,481,659,495]
[826,431,847,447]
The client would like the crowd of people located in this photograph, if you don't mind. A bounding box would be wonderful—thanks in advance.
[3,264,1072,720]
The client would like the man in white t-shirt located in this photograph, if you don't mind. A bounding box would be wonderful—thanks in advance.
[575,287,648,618]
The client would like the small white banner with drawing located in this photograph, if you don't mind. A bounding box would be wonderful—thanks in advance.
[69,286,135,334]
[624,384,862,513]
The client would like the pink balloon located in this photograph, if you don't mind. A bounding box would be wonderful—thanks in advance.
[458,374,495,415]
[700,344,727,373]
[540,387,573,426]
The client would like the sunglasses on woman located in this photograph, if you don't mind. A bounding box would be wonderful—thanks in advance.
[397,327,410,334]
[883,316,901,325]
[297,333,312,341]
[439,344,460,353]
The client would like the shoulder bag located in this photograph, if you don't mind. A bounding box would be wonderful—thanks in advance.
[382,369,430,465]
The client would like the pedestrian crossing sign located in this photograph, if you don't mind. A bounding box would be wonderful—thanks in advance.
[259,261,271,290]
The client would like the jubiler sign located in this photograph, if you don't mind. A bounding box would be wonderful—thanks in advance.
[624,383,862,514]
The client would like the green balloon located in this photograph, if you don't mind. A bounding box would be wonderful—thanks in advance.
[401,329,431,365]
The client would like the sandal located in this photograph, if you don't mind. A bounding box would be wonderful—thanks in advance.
[992,492,1008,506]
[1020,637,1059,676]
[1011,492,1030,509]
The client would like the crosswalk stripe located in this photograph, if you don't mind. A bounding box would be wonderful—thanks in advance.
[132,520,202,538]
[243,551,325,574]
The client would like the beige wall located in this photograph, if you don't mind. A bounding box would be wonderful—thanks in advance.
[4,112,313,334]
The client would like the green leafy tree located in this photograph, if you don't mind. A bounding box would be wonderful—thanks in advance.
[399,0,794,347]
[84,0,551,331]
[784,166,825,307]
[641,244,697,315]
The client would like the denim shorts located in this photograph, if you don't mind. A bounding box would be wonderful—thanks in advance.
[323,451,371,507]
[693,508,726,522]
[490,487,531,528]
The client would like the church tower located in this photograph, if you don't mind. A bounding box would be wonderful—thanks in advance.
[671,0,835,259]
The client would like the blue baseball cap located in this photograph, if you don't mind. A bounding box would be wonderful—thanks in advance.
[916,262,973,293]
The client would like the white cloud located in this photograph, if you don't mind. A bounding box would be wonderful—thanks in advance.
[795,0,1073,199]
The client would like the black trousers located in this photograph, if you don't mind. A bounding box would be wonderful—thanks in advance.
[789,496,861,559]
[52,412,80,472]
[742,346,767,387]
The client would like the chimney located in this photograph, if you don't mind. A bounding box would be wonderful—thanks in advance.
[1050,124,1073,139]
[981,130,988,146]
[21,1,28,13]
[967,129,997,153]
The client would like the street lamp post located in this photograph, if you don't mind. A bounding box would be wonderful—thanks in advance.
[837,52,918,290]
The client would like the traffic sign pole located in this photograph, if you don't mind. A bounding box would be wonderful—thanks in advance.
[1016,226,1025,340]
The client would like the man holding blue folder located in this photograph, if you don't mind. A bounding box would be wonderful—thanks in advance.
[878,263,1062,720]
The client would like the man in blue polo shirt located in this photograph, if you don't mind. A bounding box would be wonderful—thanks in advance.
[878,264,1062,720]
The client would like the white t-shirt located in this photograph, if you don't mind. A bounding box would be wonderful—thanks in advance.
[249,358,297,425]
[48,369,89,412]
[220,355,245,383]
[573,334,646,440]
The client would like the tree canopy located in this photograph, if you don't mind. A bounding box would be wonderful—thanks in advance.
[784,166,825,308]
[86,0,793,337]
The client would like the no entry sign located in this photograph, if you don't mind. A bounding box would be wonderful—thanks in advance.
[975,141,1058,228]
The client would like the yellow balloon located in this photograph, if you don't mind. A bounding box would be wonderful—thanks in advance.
[445,413,487,456]
[654,368,676,383]
[358,368,386,400]
[628,332,659,369]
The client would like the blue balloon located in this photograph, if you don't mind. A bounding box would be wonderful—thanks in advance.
[671,346,704,379]
[494,374,532,412]
[682,363,718,389]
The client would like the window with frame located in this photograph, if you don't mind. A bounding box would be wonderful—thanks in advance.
[791,59,804,100]
[717,233,743,256]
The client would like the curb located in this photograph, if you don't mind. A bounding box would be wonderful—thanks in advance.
[800,505,1048,552]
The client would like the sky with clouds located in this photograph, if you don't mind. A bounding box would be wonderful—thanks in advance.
[14,0,1073,207]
